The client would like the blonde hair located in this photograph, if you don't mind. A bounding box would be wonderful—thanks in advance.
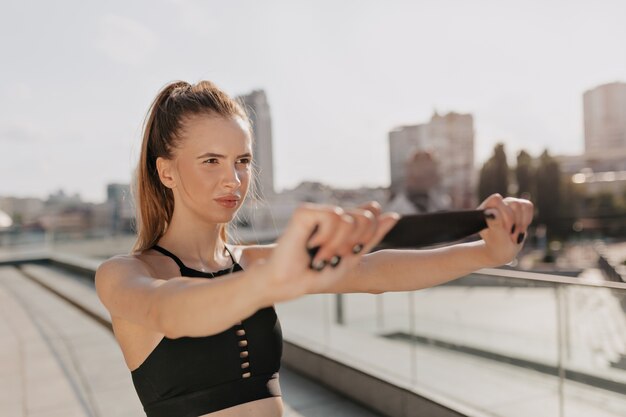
[132,80,254,252]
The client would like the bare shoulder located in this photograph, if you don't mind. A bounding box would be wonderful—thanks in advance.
[230,243,277,268]
[96,254,154,286]
[94,253,164,318]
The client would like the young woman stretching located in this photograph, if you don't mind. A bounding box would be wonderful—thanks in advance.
[95,80,534,417]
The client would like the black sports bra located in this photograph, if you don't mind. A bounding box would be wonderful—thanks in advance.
[130,244,283,417]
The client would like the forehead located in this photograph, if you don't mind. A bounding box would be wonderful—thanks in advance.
[177,114,251,154]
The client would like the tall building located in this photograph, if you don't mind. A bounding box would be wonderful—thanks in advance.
[388,111,475,208]
[583,81,626,153]
[236,90,275,199]
[107,183,133,233]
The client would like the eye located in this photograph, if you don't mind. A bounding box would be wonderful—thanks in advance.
[203,158,219,164]
[237,158,252,165]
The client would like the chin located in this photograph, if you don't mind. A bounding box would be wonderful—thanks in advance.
[215,211,239,224]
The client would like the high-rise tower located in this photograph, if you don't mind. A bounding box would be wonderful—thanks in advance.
[389,112,475,208]
[583,81,626,153]
[236,90,275,198]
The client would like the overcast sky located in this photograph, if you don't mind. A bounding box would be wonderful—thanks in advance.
[1,0,625,202]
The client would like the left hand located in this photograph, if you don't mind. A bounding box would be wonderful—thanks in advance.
[478,193,534,267]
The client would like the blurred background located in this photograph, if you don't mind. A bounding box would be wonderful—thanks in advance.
[1,1,625,416]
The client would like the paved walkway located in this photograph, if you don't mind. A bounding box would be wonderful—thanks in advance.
[0,264,382,417]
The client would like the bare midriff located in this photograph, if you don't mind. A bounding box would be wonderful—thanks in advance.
[198,397,284,417]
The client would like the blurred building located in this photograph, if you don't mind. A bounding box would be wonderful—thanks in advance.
[236,90,275,199]
[232,179,389,239]
[38,208,91,234]
[0,196,44,225]
[0,209,12,229]
[106,183,134,234]
[571,169,626,195]
[46,189,82,209]
[583,81,626,153]
[389,111,474,208]
[387,150,451,214]
[554,81,626,213]
[556,147,626,175]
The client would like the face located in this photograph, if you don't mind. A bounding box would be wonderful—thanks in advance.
[157,114,253,224]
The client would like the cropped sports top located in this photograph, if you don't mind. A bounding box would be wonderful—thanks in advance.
[130,244,283,417]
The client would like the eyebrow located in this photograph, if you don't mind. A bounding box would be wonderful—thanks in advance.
[196,152,253,159]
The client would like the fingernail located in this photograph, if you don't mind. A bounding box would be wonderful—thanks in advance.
[517,233,525,244]
[330,255,341,267]
[352,243,364,254]
[511,225,516,234]
[307,246,320,258]
[484,210,496,220]
[311,259,327,271]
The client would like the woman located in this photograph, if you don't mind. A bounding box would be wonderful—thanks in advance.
[95,80,533,417]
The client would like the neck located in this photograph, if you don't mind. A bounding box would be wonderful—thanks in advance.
[157,209,229,269]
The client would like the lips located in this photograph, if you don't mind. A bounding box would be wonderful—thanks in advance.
[215,194,241,203]
[214,195,241,208]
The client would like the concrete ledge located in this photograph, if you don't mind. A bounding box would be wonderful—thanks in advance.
[282,341,466,417]
[49,253,101,279]
[0,256,49,268]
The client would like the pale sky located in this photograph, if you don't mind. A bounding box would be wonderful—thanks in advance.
[1,0,625,202]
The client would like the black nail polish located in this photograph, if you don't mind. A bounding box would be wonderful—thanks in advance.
[330,255,341,267]
[307,246,320,259]
[517,233,525,244]
[511,225,516,234]
[312,259,327,271]
[352,243,364,254]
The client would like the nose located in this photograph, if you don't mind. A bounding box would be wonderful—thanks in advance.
[222,165,242,190]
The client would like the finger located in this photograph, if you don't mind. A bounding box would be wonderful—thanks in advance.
[477,193,503,210]
[345,208,377,252]
[492,198,515,237]
[521,199,534,231]
[362,212,401,253]
[512,202,524,244]
[505,198,523,236]
[484,207,503,230]
[303,206,343,248]
[358,200,382,218]
[279,203,333,247]
[479,193,512,232]
[313,213,356,265]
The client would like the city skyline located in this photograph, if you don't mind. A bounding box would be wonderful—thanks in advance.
[1,0,626,203]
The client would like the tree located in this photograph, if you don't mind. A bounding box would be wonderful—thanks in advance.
[478,143,509,201]
[535,150,562,237]
[515,150,533,198]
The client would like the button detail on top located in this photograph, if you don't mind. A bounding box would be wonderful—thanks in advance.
[242,372,251,378]
[238,340,248,347]
[236,329,246,336]
[241,362,250,369]
[240,351,249,358]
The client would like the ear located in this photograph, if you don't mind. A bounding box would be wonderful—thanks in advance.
[156,157,176,189]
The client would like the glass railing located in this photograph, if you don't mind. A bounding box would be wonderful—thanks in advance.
[276,268,626,417]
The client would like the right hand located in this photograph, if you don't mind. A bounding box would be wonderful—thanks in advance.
[260,202,399,303]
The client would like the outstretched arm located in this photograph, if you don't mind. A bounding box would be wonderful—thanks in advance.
[320,240,493,294]
[312,194,534,294]
[96,203,396,338]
